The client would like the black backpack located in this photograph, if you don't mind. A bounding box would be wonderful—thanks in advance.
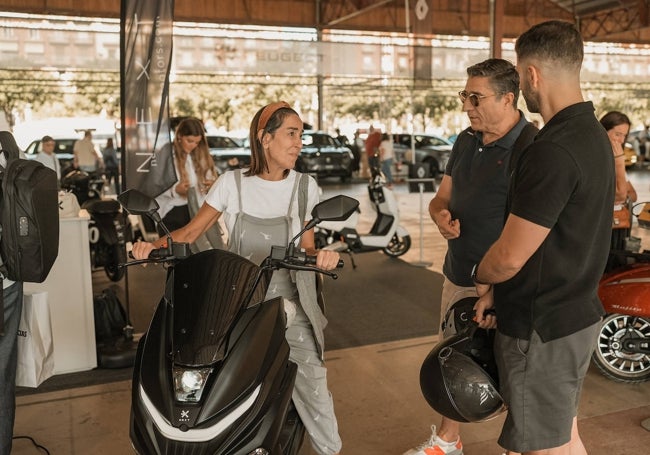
[0,131,59,283]
[93,288,128,345]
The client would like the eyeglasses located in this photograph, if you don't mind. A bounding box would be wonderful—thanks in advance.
[458,90,496,107]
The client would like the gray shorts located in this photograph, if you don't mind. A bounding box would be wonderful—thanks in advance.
[495,321,600,452]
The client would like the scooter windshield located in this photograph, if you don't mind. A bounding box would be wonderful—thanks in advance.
[171,249,269,366]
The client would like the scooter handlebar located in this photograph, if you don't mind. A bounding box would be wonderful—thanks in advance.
[304,255,344,268]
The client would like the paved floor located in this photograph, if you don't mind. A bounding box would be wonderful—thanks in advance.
[12,171,650,454]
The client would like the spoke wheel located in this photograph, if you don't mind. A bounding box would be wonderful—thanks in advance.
[383,233,411,257]
[592,313,650,383]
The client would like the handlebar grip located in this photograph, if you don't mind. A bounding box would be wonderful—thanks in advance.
[149,248,168,259]
[304,256,344,268]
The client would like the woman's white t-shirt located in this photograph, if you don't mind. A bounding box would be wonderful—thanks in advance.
[204,169,320,240]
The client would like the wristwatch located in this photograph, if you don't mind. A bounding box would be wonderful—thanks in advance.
[471,263,489,285]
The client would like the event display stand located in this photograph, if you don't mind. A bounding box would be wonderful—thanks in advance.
[24,210,97,374]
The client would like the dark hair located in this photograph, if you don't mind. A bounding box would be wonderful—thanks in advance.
[42,135,54,143]
[247,103,299,176]
[599,111,631,132]
[515,20,583,71]
[467,58,520,107]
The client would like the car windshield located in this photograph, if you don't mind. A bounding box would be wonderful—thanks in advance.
[207,136,239,148]
[302,133,334,147]
[415,136,449,147]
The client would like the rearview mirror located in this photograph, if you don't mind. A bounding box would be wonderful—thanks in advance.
[117,189,160,217]
[310,195,359,223]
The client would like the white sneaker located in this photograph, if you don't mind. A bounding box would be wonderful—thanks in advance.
[403,425,463,455]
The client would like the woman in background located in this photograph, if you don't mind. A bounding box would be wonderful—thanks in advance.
[600,111,638,259]
[155,117,218,234]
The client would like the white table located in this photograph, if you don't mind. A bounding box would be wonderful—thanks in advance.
[24,210,97,374]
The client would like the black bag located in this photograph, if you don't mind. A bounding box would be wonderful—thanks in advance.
[0,131,59,283]
[93,288,127,345]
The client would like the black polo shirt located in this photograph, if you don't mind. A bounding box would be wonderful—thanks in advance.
[494,102,612,342]
[443,113,530,287]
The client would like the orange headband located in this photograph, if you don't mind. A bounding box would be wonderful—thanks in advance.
[258,101,292,133]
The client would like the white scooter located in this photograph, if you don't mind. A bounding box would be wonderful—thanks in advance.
[315,164,411,268]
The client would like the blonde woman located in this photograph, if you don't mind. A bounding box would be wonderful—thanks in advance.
[155,117,218,233]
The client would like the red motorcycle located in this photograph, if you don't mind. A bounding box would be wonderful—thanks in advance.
[593,203,650,383]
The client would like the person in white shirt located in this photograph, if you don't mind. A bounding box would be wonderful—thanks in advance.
[73,130,103,173]
[379,132,395,187]
[154,117,218,234]
[34,135,61,183]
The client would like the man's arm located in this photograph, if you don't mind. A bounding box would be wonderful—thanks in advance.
[428,175,460,239]
[472,213,550,328]
[474,213,550,284]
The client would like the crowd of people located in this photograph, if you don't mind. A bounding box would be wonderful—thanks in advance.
[1,18,645,455]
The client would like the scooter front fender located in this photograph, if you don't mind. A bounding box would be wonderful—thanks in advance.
[396,225,409,237]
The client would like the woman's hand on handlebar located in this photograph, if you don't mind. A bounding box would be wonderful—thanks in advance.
[316,249,340,271]
[132,240,156,260]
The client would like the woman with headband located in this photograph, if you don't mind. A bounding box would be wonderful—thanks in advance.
[132,101,343,455]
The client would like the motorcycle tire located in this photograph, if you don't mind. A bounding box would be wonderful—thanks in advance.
[592,313,650,383]
[105,244,127,282]
[383,233,411,257]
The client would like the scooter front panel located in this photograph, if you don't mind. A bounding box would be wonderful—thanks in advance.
[172,249,268,365]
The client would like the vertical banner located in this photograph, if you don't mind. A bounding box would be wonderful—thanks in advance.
[412,0,433,87]
[120,0,175,197]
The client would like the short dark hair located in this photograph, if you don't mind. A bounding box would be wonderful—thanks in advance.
[42,135,54,143]
[467,58,520,107]
[515,20,583,71]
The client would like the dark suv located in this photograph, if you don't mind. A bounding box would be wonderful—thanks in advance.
[393,133,453,177]
[206,134,251,174]
[296,131,354,182]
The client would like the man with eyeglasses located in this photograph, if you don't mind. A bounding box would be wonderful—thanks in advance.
[406,58,536,455]
[472,21,613,455]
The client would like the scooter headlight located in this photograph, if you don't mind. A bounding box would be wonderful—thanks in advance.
[172,367,212,402]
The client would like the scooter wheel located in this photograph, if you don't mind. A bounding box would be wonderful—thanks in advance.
[105,245,127,282]
[592,313,650,383]
[383,233,411,257]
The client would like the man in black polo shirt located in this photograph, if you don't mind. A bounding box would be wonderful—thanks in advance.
[472,21,613,455]
[407,58,536,455]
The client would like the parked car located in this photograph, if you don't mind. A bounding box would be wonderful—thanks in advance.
[206,134,251,174]
[392,133,453,177]
[296,130,354,182]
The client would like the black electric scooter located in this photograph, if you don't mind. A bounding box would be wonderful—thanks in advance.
[61,169,129,281]
[117,189,359,455]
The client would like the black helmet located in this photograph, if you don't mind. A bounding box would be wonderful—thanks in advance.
[420,320,505,423]
[441,296,477,338]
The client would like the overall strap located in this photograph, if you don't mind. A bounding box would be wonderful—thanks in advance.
[286,172,302,219]
[297,172,309,225]
[234,169,243,211]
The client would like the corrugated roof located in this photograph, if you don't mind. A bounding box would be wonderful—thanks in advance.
[546,0,639,17]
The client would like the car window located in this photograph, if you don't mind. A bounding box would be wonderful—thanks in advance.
[395,135,412,147]
[56,140,76,154]
[415,135,447,147]
[302,134,315,146]
[207,136,237,148]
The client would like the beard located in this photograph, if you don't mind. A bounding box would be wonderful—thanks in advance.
[521,78,541,114]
